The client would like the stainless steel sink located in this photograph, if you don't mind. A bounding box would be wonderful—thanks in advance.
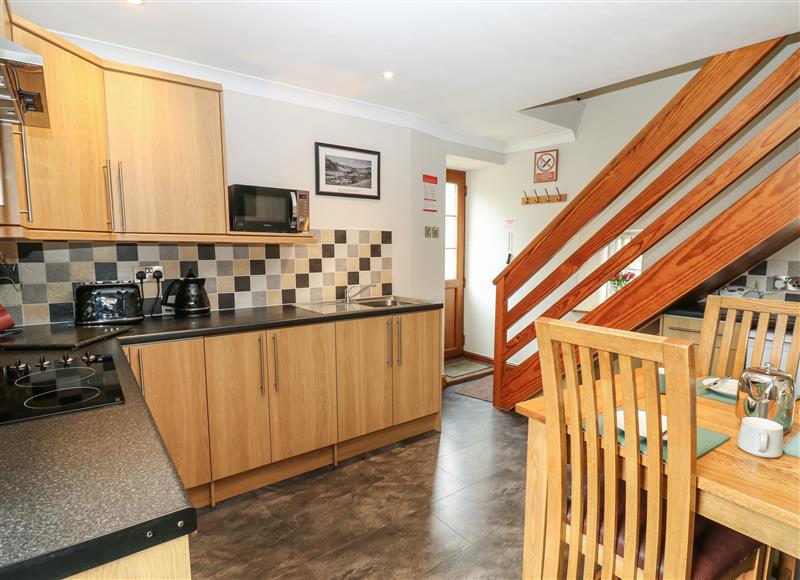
[354,296,415,308]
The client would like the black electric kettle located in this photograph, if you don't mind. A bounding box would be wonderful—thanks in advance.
[162,270,211,318]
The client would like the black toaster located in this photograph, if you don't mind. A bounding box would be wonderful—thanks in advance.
[74,281,144,326]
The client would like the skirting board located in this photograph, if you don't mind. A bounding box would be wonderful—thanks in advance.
[186,412,441,508]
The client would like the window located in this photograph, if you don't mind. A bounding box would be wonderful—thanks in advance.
[444,182,458,281]
[603,230,643,298]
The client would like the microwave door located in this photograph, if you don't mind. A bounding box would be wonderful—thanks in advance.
[234,189,291,232]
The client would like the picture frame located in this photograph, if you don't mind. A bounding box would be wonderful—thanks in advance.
[533,149,558,183]
[315,142,381,200]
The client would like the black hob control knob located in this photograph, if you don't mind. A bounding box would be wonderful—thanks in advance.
[81,352,97,366]
[12,359,29,373]
[37,356,51,372]
[59,354,74,368]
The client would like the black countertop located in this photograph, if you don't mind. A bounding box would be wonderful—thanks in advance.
[0,298,442,577]
[0,339,195,579]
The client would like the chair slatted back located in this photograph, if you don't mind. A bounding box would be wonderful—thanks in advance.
[536,318,697,579]
[698,296,800,379]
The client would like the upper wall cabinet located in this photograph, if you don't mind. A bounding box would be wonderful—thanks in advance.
[11,23,112,232]
[104,68,227,235]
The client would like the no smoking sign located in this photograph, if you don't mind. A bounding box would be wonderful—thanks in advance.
[534,149,558,183]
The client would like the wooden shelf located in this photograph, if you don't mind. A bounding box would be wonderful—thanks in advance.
[0,226,317,245]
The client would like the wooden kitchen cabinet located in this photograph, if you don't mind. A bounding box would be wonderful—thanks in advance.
[10,23,111,232]
[128,339,212,489]
[204,331,271,480]
[104,69,226,234]
[336,316,394,441]
[392,310,442,425]
[266,323,337,461]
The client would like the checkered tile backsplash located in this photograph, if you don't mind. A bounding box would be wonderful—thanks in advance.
[0,229,393,326]
[731,257,800,302]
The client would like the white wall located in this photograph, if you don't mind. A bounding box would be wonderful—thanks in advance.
[464,39,800,360]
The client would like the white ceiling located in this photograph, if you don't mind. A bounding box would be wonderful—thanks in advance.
[10,1,799,149]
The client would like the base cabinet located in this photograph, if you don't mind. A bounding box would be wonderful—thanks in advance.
[266,323,337,462]
[127,340,212,489]
[336,316,394,441]
[392,310,442,424]
[124,310,441,506]
[204,331,272,480]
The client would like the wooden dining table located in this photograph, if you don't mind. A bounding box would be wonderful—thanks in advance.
[516,382,800,577]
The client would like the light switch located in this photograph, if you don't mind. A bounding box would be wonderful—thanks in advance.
[425,226,433,238]
[432,227,440,239]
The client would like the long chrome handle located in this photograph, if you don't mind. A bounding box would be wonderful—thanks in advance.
[272,333,279,391]
[137,351,145,395]
[397,318,403,366]
[258,334,265,395]
[386,319,392,368]
[12,128,32,222]
[117,161,127,230]
[103,159,115,228]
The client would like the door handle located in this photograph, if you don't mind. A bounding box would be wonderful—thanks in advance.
[117,161,127,230]
[397,318,403,366]
[11,128,32,223]
[103,159,115,229]
[272,333,279,391]
[137,351,145,395]
[386,319,392,368]
[258,334,265,395]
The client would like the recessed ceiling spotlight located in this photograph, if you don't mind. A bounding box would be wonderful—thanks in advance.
[382,71,395,80]
[125,0,145,5]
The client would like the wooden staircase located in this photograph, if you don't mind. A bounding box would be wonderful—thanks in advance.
[492,37,800,410]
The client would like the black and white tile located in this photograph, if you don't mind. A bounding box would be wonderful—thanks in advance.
[0,229,392,326]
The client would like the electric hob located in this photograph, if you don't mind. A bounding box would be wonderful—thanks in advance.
[0,351,124,425]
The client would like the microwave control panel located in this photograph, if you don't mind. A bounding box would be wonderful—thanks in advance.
[296,190,310,231]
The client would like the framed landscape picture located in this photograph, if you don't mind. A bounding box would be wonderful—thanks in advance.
[315,142,381,200]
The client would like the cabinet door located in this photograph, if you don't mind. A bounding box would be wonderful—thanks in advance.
[204,331,271,479]
[267,323,336,461]
[104,70,226,234]
[392,310,441,425]
[335,316,393,441]
[12,26,111,232]
[135,339,211,488]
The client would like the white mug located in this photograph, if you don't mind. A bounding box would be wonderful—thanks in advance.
[737,417,784,458]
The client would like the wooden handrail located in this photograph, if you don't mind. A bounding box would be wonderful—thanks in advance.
[503,100,800,359]
[495,155,800,408]
[493,37,781,294]
[504,49,800,330]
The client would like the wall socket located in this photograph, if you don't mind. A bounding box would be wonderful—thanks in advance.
[133,265,164,282]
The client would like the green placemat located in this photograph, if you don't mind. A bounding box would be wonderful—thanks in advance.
[595,413,730,461]
[657,375,737,406]
[785,433,800,458]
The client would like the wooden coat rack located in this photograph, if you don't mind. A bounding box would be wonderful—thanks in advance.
[521,188,568,205]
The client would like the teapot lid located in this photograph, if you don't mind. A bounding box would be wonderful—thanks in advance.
[741,361,793,382]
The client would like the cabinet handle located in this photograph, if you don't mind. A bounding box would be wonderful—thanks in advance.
[386,319,392,368]
[117,161,127,231]
[272,334,279,391]
[137,351,145,395]
[258,334,265,395]
[11,128,32,223]
[397,318,403,366]
[103,159,115,229]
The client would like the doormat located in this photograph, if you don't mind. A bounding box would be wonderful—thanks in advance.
[444,357,490,378]
[454,374,493,402]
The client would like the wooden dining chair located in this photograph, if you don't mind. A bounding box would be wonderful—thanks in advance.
[697,295,800,380]
[535,318,762,579]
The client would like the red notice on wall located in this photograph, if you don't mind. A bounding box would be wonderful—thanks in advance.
[423,174,438,213]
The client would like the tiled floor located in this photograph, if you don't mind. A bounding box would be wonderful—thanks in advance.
[189,385,529,579]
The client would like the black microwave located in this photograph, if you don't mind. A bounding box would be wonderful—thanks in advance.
[228,185,310,233]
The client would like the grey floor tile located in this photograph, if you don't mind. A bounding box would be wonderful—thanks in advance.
[190,384,528,579]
